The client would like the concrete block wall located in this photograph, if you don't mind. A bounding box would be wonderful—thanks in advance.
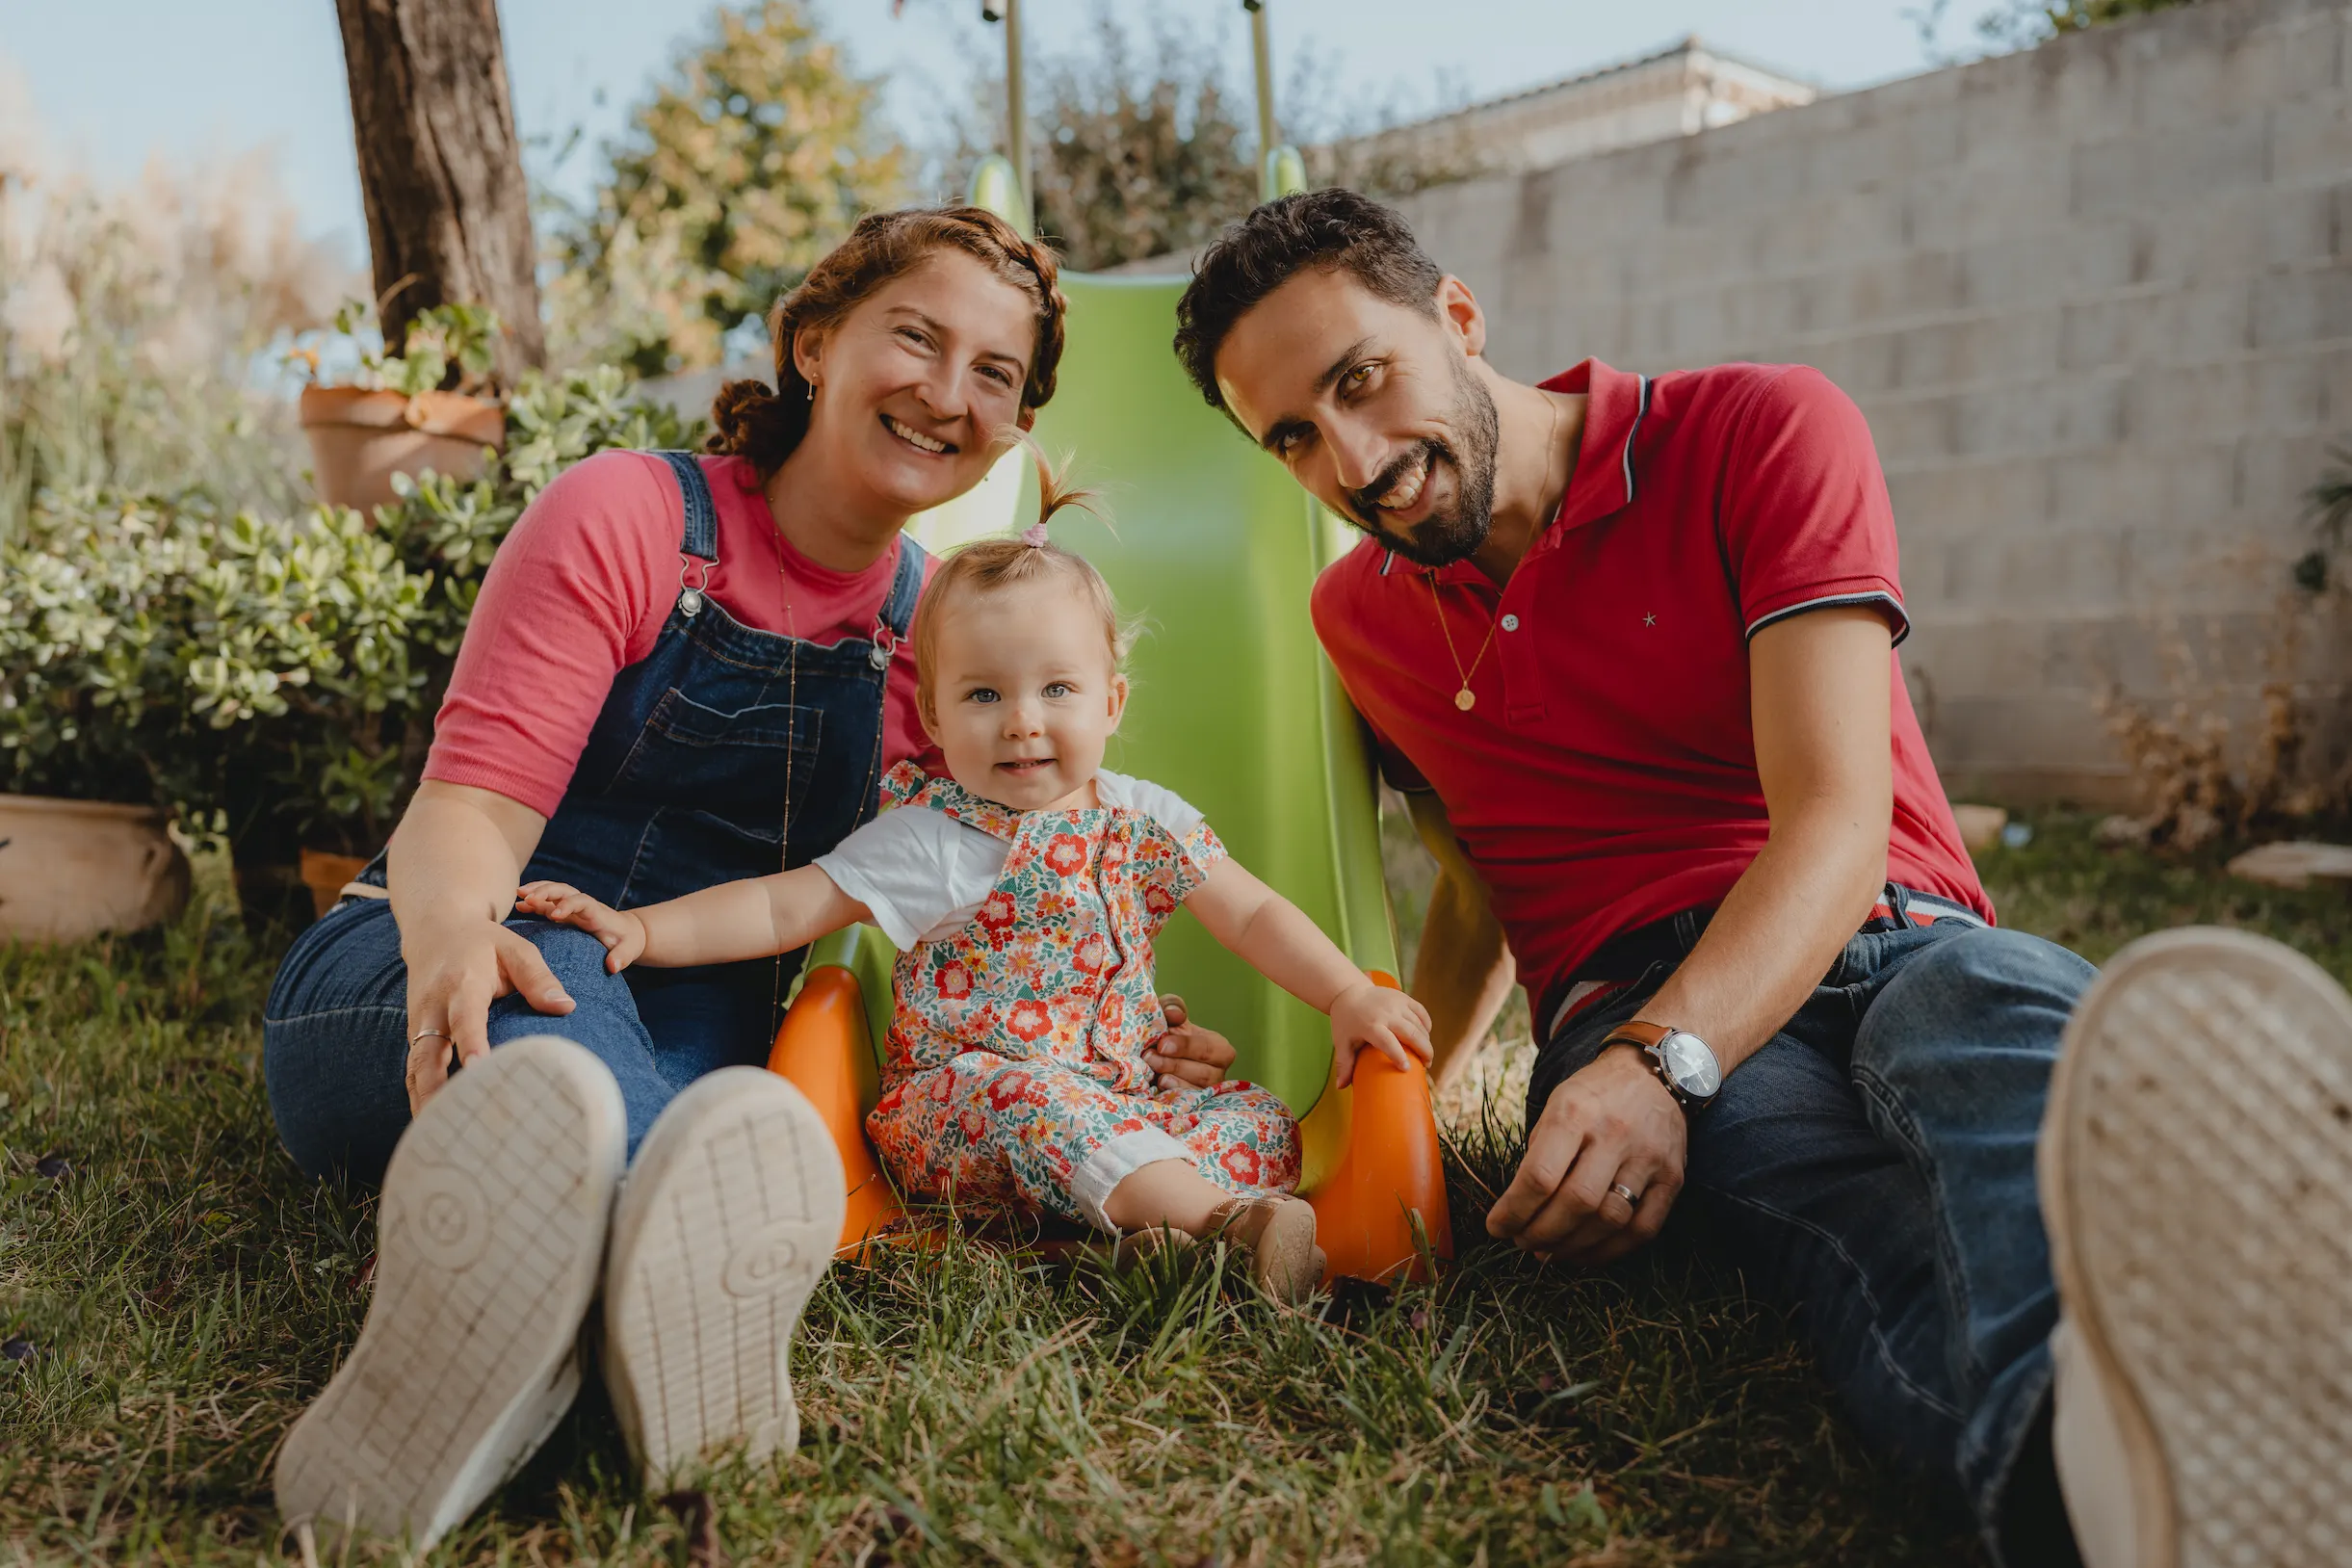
[1395,0,2352,805]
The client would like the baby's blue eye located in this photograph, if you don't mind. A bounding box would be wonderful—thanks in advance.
[1043,682,1073,698]
[967,688,999,704]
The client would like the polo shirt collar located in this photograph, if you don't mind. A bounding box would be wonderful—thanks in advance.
[1542,358,1653,535]
[1381,358,1653,584]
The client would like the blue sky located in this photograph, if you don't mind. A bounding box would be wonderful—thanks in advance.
[6,1,1958,264]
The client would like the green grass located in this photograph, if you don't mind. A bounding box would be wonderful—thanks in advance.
[5,813,2346,1564]
[1974,813,2351,981]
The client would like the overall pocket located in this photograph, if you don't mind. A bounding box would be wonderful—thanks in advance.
[609,689,824,823]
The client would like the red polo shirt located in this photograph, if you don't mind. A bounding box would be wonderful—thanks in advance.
[1311,359,1989,1021]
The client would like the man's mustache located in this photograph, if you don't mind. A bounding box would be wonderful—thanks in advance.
[1345,440,1449,528]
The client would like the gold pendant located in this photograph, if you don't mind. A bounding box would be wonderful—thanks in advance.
[1455,687,1476,712]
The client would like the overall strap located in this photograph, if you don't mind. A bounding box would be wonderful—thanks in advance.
[880,535,928,639]
[653,450,719,616]
[864,534,928,670]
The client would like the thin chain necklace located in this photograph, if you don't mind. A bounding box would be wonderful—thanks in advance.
[769,513,891,855]
[760,500,886,1026]
[771,527,802,1026]
[1426,393,1566,714]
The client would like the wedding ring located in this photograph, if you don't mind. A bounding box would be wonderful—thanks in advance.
[410,1027,452,1047]
[1607,1182,1640,1206]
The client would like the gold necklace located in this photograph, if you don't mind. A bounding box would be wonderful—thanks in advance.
[1425,394,1566,714]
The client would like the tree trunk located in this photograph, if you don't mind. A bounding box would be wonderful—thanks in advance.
[334,0,545,387]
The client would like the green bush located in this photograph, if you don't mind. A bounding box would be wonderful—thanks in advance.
[0,365,700,876]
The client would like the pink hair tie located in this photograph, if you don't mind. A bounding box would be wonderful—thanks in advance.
[1021,521,1051,548]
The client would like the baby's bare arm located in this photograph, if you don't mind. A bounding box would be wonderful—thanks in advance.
[636,866,872,966]
[1186,858,1433,1085]
[1186,859,1364,1012]
[522,866,870,970]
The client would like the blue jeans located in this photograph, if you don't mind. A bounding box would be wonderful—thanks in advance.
[264,896,781,1182]
[1529,923,2095,1567]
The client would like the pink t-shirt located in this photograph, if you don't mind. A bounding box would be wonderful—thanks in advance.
[423,450,937,819]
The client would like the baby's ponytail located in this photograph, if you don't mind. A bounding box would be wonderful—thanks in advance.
[1007,426,1099,536]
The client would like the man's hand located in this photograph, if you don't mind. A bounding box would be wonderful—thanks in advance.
[1487,1044,1686,1265]
[1143,993,1237,1090]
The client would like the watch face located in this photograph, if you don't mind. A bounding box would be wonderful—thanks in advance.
[1659,1032,1722,1099]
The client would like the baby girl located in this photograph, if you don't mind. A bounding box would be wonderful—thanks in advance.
[518,517,1431,1299]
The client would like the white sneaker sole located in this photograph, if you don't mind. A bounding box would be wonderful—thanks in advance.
[275,1035,625,1551]
[2042,928,2352,1568]
[600,1067,845,1489]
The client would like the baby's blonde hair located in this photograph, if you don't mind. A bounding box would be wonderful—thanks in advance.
[910,440,1136,702]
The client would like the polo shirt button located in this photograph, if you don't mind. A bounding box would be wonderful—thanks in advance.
[1501,614,1521,632]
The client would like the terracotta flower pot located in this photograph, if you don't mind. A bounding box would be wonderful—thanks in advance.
[299,849,374,919]
[299,384,505,515]
[0,795,192,943]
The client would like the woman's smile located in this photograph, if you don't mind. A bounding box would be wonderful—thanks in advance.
[882,412,954,456]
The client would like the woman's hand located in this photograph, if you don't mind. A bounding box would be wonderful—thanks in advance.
[515,881,648,973]
[1328,980,1434,1088]
[1143,993,1238,1091]
[401,917,576,1115]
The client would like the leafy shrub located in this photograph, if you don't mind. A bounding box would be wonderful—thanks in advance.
[0,366,700,867]
[315,298,503,398]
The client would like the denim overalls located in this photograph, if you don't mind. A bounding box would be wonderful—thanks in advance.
[264,453,927,1180]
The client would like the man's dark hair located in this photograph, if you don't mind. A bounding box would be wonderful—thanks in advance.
[1172,188,1443,413]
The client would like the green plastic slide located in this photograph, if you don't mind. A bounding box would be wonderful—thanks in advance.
[806,277,1398,1193]
[795,157,1416,1215]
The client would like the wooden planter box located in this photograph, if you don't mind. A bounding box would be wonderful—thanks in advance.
[0,795,192,943]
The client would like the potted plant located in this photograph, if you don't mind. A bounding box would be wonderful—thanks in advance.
[0,486,429,931]
[0,797,191,945]
[296,300,508,516]
[0,370,702,933]
[0,488,211,942]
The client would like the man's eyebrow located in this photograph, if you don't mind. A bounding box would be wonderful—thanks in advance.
[1254,335,1376,453]
[1315,336,1376,396]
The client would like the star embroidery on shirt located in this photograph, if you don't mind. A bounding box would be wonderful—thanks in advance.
[1642,612,1658,627]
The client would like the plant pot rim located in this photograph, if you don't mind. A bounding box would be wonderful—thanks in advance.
[299,383,506,443]
[0,791,169,824]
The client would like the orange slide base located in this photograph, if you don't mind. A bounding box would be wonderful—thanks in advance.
[768,963,1452,1284]
[1304,971,1452,1287]
[765,965,905,1259]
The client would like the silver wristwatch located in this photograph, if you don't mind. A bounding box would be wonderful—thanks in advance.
[1603,1021,1723,1111]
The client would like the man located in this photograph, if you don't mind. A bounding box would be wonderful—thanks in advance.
[1171,188,2352,1568]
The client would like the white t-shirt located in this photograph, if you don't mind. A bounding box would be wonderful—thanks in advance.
[812,770,1211,950]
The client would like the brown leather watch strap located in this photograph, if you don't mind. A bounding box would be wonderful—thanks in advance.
[1600,1020,1671,1052]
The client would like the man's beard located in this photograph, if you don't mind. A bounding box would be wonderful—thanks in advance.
[1342,360,1500,570]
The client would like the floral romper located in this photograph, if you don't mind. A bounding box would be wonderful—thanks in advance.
[861,762,1302,1231]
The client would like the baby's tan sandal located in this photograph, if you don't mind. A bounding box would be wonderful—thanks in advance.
[1210,1195,1322,1303]
[1111,1222,1197,1268]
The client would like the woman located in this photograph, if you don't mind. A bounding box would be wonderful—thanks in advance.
[261,208,1232,1550]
